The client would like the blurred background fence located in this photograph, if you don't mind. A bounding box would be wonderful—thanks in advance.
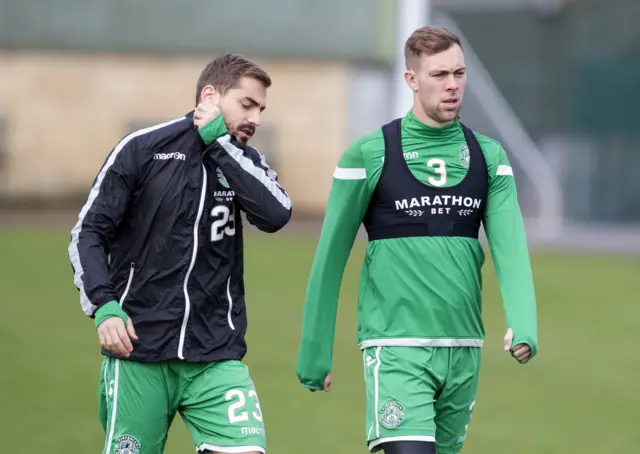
[0,0,638,250]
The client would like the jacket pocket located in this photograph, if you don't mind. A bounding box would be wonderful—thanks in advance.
[119,262,136,309]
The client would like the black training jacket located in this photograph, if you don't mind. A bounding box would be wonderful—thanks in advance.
[68,111,292,362]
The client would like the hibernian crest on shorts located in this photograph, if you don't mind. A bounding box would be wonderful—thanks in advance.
[459,144,470,168]
[115,434,141,454]
[217,167,230,188]
[379,401,405,429]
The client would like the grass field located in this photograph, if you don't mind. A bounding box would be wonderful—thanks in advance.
[0,226,638,453]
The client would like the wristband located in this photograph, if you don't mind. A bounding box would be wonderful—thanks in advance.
[94,300,129,328]
[197,113,227,145]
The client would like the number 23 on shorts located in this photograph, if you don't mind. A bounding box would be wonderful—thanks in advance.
[226,388,263,424]
[181,363,267,452]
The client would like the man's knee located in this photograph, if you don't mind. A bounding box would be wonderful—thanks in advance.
[379,440,436,454]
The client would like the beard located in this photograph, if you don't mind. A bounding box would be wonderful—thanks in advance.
[233,123,255,144]
[220,116,256,144]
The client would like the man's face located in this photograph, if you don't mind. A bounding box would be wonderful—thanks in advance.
[204,76,267,144]
[405,44,466,126]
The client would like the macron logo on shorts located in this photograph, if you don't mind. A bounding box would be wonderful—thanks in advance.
[153,152,186,161]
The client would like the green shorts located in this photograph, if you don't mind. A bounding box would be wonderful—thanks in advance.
[98,357,266,453]
[363,346,481,454]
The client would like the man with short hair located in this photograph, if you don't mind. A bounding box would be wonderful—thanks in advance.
[297,26,538,454]
[69,53,291,454]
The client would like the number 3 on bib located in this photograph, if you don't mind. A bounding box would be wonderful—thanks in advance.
[210,204,237,242]
[427,158,447,187]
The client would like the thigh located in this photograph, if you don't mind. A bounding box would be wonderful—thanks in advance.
[100,357,175,454]
[180,360,266,453]
[363,347,439,453]
[434,348,481,454]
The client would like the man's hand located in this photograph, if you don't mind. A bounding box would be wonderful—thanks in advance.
[194,95,221,129]
[309,374,332,393]
[504,328,532,363]
[97,316,138,358]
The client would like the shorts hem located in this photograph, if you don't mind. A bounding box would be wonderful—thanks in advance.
[197,443,265,453]
[360,338,484,349]
[368,435,436,452]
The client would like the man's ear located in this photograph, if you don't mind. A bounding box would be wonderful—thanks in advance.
[404,70,418,92]
[200,84,217,103]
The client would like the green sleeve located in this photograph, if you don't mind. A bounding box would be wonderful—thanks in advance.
[296,140,373,389]
[483,145,539,362]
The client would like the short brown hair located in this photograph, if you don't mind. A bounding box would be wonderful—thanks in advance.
[195,53,271,104]
[404,26,462,69]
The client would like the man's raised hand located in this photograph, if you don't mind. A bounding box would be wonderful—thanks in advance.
[194,94,222,129]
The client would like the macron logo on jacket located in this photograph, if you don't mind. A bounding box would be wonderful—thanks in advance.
[154,152,186,161]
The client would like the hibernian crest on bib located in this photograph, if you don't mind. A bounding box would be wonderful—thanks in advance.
[459,144,470,168]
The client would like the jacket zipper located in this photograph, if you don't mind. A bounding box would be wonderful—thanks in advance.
[120,262,136,308]
[226,276,235,330]
[178,163,208,359]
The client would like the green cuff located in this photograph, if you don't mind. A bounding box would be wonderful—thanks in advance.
[94,300,129,328]
[513,336,538,364]
[198,113,227,145]
[298,378,324,391]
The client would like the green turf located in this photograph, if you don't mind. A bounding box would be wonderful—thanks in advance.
[0,228,637,453]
